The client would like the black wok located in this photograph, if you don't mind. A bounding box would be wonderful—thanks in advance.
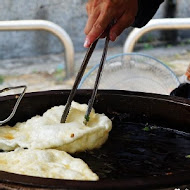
[0,89,190,190]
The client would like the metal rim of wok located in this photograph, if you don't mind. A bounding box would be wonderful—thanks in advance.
[0,89,189,190]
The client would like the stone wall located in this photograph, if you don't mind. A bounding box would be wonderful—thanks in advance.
[0,0,189,59]
[0,0,88,59]
[176,0,190,39]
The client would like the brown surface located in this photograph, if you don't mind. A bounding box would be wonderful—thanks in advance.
[0,183,44,190]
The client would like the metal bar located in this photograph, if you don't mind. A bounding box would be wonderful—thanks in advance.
[124,18,190,53]
[0,85,27,126]
[0,20,74,78]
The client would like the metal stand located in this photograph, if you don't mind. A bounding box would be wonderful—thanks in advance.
[0,20,74,78]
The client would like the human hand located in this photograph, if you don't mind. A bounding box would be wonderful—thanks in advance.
[84,0,138,48]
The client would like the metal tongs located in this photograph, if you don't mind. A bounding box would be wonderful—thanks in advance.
[61,25,111,125]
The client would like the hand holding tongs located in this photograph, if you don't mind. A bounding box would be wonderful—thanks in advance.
[61,24,112,125]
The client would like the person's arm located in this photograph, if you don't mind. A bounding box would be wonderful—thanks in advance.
[132,0,164,27]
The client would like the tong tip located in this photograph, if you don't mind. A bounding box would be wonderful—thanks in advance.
[83,115,90,125]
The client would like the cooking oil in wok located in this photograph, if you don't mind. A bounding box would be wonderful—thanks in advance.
[74,114,190,179]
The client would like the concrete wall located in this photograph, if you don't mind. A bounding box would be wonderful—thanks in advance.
[0,0,188,59]
[0,0,88,59]
[176,0,190,39]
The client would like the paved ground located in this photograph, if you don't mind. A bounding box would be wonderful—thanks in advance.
[0,43,190,95]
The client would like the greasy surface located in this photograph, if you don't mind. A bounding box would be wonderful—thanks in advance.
[0,148,98,181]
[75,114,190,179]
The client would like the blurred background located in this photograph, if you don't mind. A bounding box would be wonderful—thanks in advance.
[0,0,189,94]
